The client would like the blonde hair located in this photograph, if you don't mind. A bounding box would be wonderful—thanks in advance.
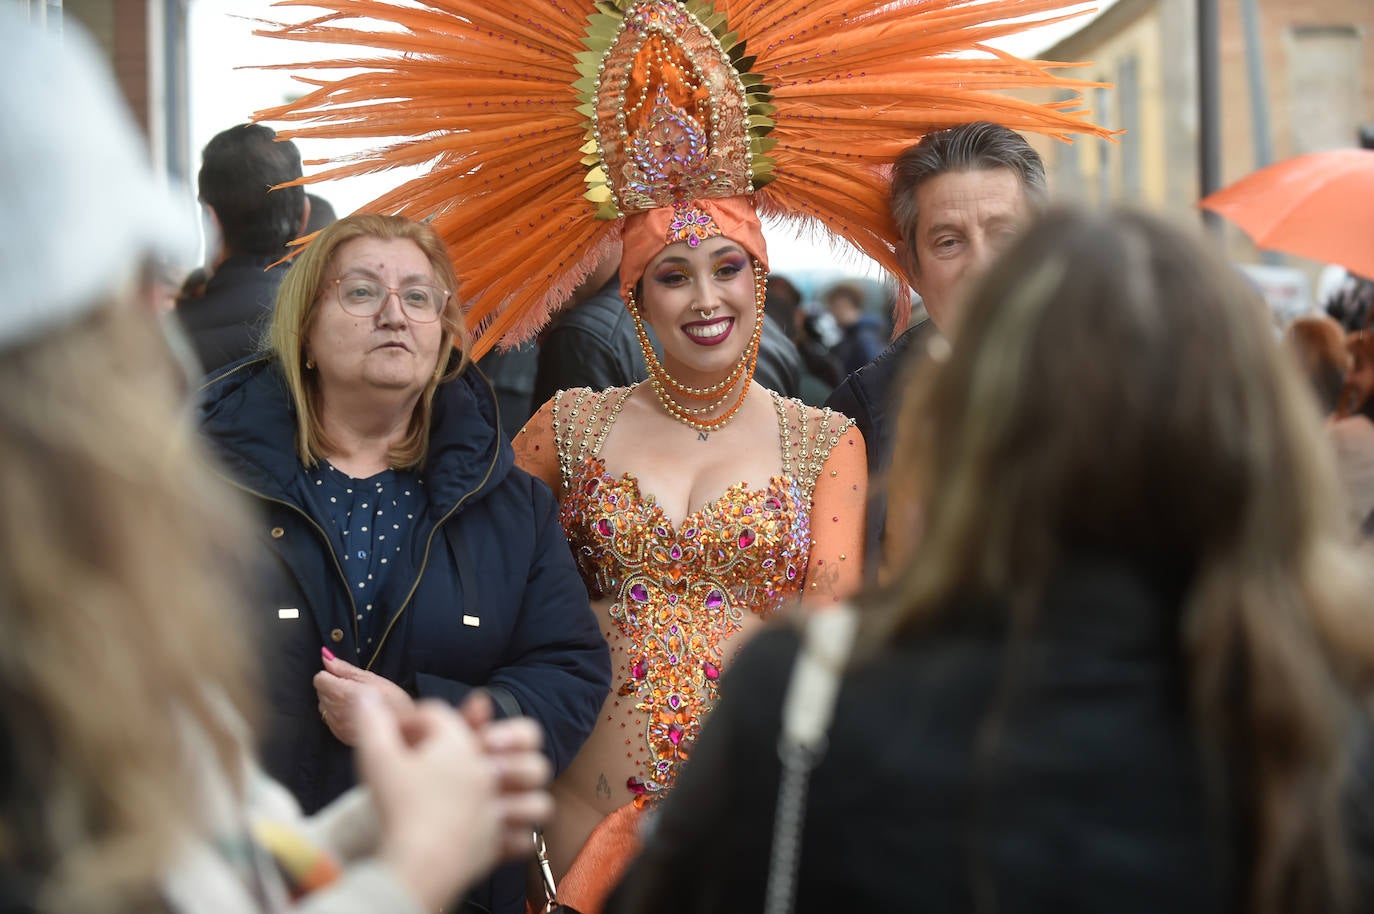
[0,300,256,912]
[878,207,1374,914]
[269,213,470,469]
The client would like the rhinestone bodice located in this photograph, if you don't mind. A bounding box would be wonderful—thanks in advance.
[551,385,844,805]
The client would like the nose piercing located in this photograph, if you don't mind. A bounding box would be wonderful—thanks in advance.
[695,307,717,320]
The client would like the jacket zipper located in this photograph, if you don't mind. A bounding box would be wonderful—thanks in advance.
[363,444,498,671]
[214,474,363,650]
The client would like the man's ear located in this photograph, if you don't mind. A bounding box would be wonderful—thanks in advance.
[901,245,923,297]
[298,196,312,235]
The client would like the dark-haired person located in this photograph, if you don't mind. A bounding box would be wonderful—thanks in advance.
[825,121,1047,580]
[176,123,309,375]
[609,207,1374,914]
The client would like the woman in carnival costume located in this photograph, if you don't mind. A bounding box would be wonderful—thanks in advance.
[251,1,1113,909]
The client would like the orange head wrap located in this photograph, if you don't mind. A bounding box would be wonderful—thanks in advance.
[619,196,769,303]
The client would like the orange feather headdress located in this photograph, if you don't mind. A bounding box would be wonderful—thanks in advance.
[253,0,1112,359]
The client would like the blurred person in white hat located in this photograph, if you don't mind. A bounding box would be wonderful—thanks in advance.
[0,9,551,914]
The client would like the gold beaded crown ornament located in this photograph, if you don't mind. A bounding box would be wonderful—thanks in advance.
[252,0,1112,363]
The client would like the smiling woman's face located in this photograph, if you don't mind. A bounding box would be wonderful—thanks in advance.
[639,236,757,382]
[305,235,446,404]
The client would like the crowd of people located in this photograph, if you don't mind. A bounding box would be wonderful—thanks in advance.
[7,2,1374,914]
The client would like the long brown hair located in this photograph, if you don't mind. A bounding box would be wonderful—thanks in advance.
[269,212,470,469]
[0,300,257,911]
[876,207,1374,914]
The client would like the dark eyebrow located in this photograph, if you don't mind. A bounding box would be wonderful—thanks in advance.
[653,242,747,267]
[925,216,1018,240]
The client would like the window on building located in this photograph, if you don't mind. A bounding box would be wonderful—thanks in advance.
[1118,55,1142,200]
[1287,25,1363,154]
[1096,85,1114,204]
[1054,89,1082,199]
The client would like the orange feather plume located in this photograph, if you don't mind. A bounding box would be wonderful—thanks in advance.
[252,0,1113,359]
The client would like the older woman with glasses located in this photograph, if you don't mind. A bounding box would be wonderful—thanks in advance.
[199,213,611,914]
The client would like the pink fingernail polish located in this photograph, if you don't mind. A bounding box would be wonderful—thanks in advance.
[322,646,336,661]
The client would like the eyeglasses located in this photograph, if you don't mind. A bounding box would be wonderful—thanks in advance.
[328,275,450,322]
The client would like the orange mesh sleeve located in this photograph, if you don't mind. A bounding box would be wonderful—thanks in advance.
[513,395,562,496]
[802,422,868,606]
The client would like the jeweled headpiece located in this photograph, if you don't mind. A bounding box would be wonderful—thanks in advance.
[253,0,1112,358]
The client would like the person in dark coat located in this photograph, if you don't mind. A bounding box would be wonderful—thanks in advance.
[199,213,611,914]
[825,122,1047,581]
[177,124,309,375]
[823,281,884,377]
[607,208,1374,914]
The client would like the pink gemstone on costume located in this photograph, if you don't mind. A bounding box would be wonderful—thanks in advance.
[739,528,756,548]
[630,583,649,602]
[670,544,682,560]
[703,662,720,681]
[764,497,783,512]
[684,527,698,538]
[627,777,647,795]
[632,659,647,679]
[668,725,684,745]
[585,477,600,495]
[596,518,614,537]
[705,589,724,609]
[655,526,669,537]
[668,694,682,710]
[668,593,679,605]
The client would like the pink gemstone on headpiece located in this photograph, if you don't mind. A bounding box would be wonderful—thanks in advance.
[738,528,757,549]
[703,662,720,681]
[705,589,724,609]
[596,518,614,537]
[630,583,649,602]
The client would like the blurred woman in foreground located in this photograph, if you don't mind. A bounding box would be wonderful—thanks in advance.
[608,208,1374,914]
[0,11,550,914]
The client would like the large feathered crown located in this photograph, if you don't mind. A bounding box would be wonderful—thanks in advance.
[254,0,1111,358]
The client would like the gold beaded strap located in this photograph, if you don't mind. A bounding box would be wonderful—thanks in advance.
[772,391,795,480]
[589,386,636,459]
[551,389,582,494]
[799,407,854,502]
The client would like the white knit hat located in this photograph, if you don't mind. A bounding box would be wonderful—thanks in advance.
[0,8,194,348]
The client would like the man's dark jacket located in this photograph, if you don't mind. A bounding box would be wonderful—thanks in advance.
[531,275,803,409]
[199,356,611,914]
[177,254,290,375]
[824,319,936,580]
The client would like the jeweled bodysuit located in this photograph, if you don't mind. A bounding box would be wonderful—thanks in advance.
[550,385,851,805]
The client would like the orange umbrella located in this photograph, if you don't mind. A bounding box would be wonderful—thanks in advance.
[1199,148,1374,280]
